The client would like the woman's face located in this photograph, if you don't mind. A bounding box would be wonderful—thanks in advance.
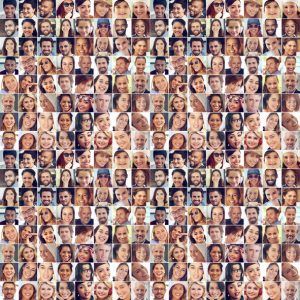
[154,76,168,92]
[41,227,55,243]
[95,75,109,94]
[58,264,72,281]
[208,114,222,131]
[75,38,89,55]
[154,225,168,242]
[22,263,37,280]
[134,20,146,36]
[245,132,260,149]
[172,263,187,280]
[245,75,259,93]
[22,171,35,187]
[227,282,243,300]
[153,263,165,278]
[245,225,259,243]
[264,282,281,300]
[191,227,205,243]
[172,40,185,56]
[40,283,54,299]
[60,246,72,262]
[228,0,241,17]
[245,2,260,17]
[40,133,54,149]
[226,38,239,55]
[22,112,37,130]
[39,112,54,131]
[3,113,15,129]
[116,94,130,111]
[80,264,92,281]
[134,170,146,186]
[190,133,204,149]
[210,246,222,262]
[114,0,131,18]
[116,264,128,280]
[231,264,242,281]
[59,282,72,299]
[3,263,15,279]
[189,263,204,281]
[21,284,35,299]
[77,97,92,113]
[285,96,297,111]
[245,263,260,282]
[95,263,110,282]
[264,0,281,17]
[266,114,279,130]
[265,37,280,52]
[284,170,296,187]
[39,263,54,281]
[286,246,297,262]
[172,171,185,186]
[284,20,296,36]
[115,226,128,244]
[265,77,279,94]
[283,2,298,18]
[136,246,147,261]
[40,208,52,223]
[59,132,72,149]
[133,40,147,56]
[208,264,222,281]
[22,40,35,55]
[208,282,222,298]
[133,2,148,18]
[212,57,224,74]
[61,19,71,31]
[247,37,259,51]
[133,152,147,168]
[266,244,280,262]
[116,113,129,130]
[190,208,203,223]
[40,58,53,73]
[245,152,259,168]
[265,227,279,243]
[95,132,110,149]
[116,244,130,261]
[227,20,241,37]
[22,246,35,262]
[97,37,109,51]
[61,207,74,224]
[95,283,110,299]
[22,191,35,206]
[114,282,131,300]
[77,282,93,300]
[153,113,165,128]
[227,246,242,262]
[41,76,55,93]
[114,151,130,168]
[264,151,280,168]
[77,131,93,149]
[211,208,224,224]
[4,76,17,92]
[172,246,185,262]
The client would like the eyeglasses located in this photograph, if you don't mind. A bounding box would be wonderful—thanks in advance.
[213,153,224,157]
[63,153,74,157]
[232,268,242,273]
[63,2,74,7]
[231,118,242,123]
[22,208,35,216]
[213,2,224,7]
[81,118,92,123]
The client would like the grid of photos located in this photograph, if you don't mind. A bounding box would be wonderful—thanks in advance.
[0,0,300,299]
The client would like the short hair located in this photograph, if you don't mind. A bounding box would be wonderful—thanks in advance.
[4,56,16,62]
[95,56,109,64]
[245,206,259,214]
[245,55,259,64]
[39,188,54,195]
[40,37,54,45]
[153,150,167,158]
[3,150,17,158]
[155,56,166,62]
[95,206,109,214]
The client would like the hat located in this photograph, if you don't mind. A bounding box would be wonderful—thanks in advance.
[282,0,298,4]
[97,169,110,176]
[247,18,261,26]
[244,0,262,5]
[95,0,112,5]
[97,18,110,26]
[133,0,149,4]
[247,169,260,176]
[3,0,16,7]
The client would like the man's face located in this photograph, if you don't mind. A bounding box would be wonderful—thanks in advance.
[266,59,279,74]
[59,227,72,242]
[4,5,16,18]
[209,77,222,92]
[191,41,203,56]
[152,246,164,262]
[284,226,298,243]
[245,245,261,262]
[246,58,258,74]
[2,96,15,112]
[209,228,222,243]
[265,20,277,36]
[59,41,72,55]
[4,171,16,187]
[79,57,92,74]
[2,134,16,149]
[191,191,203,205]
[209,41,222,55]
[191,21,201,36]
[154,171,167,186]
[96,58,108,74]
[115,20,127,36]
[245,95,261,112]
[2,245,15,262]
[116,209,129,224]
[41,41,53,55]
[189,0,203,16]
[152,283,166,299]
[209,192,222,206]
[154,59,166,74]
[285,74,298,92]
[39,152,53,167]
[266,209,279,224]
[229,57,242,74]
[265,170,277,186]
[134,226,148,242]
[59,77,71,92]
[20,57,36,74]
[4,59,16,74]
[2,283,16,300]
[189,151,202,167]
[191,172,201,186]
[154,20,167,37]
[20,207,36,224]
[116,58,129,74]
[152,133,166,149]
[40,22,52,36]
[4,210,16,224]
[95,95,110,112]
[134,133,147,149]
[96,208,108,224]
[152,95,164,112]
[155,210,166,224]
[134,75,147,92]
[39,0,54,17]
[41,192,52,205]
[59,191,72,206]
[4,155,16,168]
[284,283,297,300]
[96,245,111,262]
[246,208,258,224]
[114,170,127,186]
[134,283,147,300]
[229,208,242,224]
[79,208,92,224]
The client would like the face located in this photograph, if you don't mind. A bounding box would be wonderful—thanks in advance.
[245,225,259,244]
[208,264,222,281]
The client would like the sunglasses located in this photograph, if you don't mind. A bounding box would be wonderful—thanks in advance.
[64,153,74,157]
[248,174,259,179]
[98,174,109,178]
[213,153,224,157]
[248,24,259,28]
[213,2,224,7]
[98,24,110,28]
[63,2,74,7]
[40,61,49,66]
